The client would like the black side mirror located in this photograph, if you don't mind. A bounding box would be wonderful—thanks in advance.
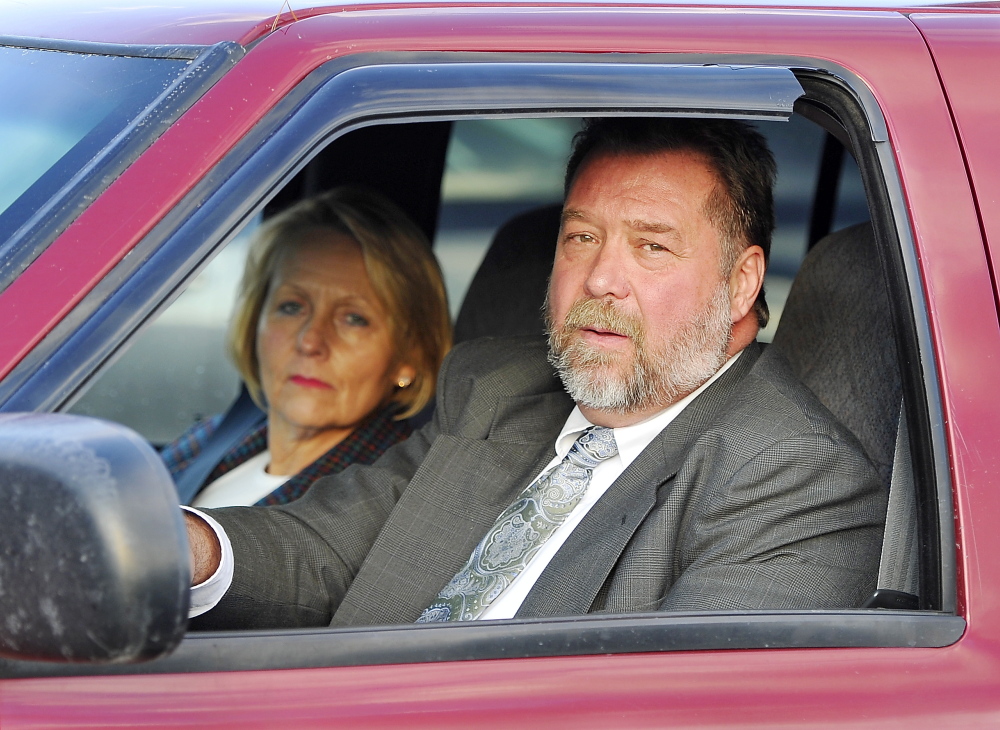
[0,413,189,663]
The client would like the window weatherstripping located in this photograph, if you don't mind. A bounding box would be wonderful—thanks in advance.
[0,610,967,678]
[313,61,803,121]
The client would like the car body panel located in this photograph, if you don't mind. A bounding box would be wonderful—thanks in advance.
[0,0,288,47]
[913,13,1000,305]
[3,2,1000,726]
[3,644,1000,727]
[0,0,994,46]
[909,11,1000,635]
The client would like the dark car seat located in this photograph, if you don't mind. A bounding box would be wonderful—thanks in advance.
[454,204,561,344]
[771,222,918,605]
[460,212,902,481]
[457,209,917,606]
[772,223,901,486]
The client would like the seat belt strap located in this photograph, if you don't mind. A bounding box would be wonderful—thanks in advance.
[863,402,920,610]
[878,403,919,595]
[173,385,266,505]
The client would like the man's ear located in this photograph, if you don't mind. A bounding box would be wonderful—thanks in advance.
[728,245,766,324]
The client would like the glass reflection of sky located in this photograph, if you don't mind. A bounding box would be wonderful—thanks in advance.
[0,46,184,220]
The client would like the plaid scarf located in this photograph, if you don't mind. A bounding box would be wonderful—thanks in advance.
[161,414,227,479]
[162,403,412,506]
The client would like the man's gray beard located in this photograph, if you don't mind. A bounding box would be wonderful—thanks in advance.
[546,284,733,415]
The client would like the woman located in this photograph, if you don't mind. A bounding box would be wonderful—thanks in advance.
[162,186,451,507]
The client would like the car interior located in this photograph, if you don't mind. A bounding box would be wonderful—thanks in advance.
[65,99,930,626]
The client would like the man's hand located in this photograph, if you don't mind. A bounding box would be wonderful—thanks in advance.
[185,511,222,585]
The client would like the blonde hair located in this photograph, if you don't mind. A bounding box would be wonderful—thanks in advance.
[228,186,451,419]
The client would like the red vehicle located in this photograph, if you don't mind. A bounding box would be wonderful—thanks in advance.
[1,0,999,725]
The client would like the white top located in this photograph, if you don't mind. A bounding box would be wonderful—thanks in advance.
[191,451,288,509]
[190,351,741,620]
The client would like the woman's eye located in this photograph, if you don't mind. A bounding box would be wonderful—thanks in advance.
[345,312,370,327]
[276,301,303,316]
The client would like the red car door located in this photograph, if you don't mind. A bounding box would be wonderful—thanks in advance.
[3,5,999,726]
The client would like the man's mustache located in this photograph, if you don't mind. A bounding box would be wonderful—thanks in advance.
[559,298,644,342]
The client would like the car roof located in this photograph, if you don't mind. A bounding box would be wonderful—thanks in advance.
[1,0,997,48]
[0,0,288,47]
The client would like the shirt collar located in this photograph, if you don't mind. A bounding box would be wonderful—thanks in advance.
[555,349,744,469]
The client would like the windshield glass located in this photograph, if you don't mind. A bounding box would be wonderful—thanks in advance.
[0,44,190,244]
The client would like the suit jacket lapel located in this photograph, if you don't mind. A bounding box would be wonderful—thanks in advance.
[333,390,572,626]
[516,342,762,618]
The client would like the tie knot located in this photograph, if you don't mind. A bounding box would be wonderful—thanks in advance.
[568,426,618,467]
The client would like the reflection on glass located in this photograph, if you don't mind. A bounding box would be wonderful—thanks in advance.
[436,118,580,315]
[69,219,260,444]
[433,115,869,335]
[0,45,188,237]
[67,115,870,442]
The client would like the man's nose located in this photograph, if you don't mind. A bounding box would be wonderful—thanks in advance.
[583,239,630,300]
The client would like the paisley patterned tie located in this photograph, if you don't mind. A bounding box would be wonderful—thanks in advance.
[417,426,618,623]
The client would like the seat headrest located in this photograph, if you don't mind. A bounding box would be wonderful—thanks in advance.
[772,222,901,485]
[454,204,561,344]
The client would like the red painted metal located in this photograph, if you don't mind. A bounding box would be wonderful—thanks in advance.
[0,0,994,46]
[2,643,999,726]
[3,4,1000,726]
[914,14,1000,300]
[909,11,1000,634]
[0,0,285,46]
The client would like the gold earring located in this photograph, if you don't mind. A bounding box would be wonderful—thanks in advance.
[397,376,412,388]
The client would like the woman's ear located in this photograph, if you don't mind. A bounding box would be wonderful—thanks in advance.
[395,364,417,389]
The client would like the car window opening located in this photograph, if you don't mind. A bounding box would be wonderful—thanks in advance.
[65,100,935,660]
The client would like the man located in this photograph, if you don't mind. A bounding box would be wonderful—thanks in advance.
[186,117,884,628]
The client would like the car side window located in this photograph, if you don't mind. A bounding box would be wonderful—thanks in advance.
[66,120,581,444]
[68,219,257,444]
[66,114,867,444]
[435,118,581,315]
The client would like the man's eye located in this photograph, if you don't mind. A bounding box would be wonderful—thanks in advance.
[642,241,667,253]
[568,232,596,244]
[345,313,370,327]
[276,301,303,315]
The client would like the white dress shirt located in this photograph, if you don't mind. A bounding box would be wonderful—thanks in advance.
[189,351,741,620]
[479,351,740,619]
[185,506,235,618]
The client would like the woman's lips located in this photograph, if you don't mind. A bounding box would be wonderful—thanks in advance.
[289,375,333,390]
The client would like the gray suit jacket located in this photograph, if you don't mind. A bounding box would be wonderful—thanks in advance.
[200,337,885,629]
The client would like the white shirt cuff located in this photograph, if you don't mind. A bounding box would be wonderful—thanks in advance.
[182,506,235,618]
